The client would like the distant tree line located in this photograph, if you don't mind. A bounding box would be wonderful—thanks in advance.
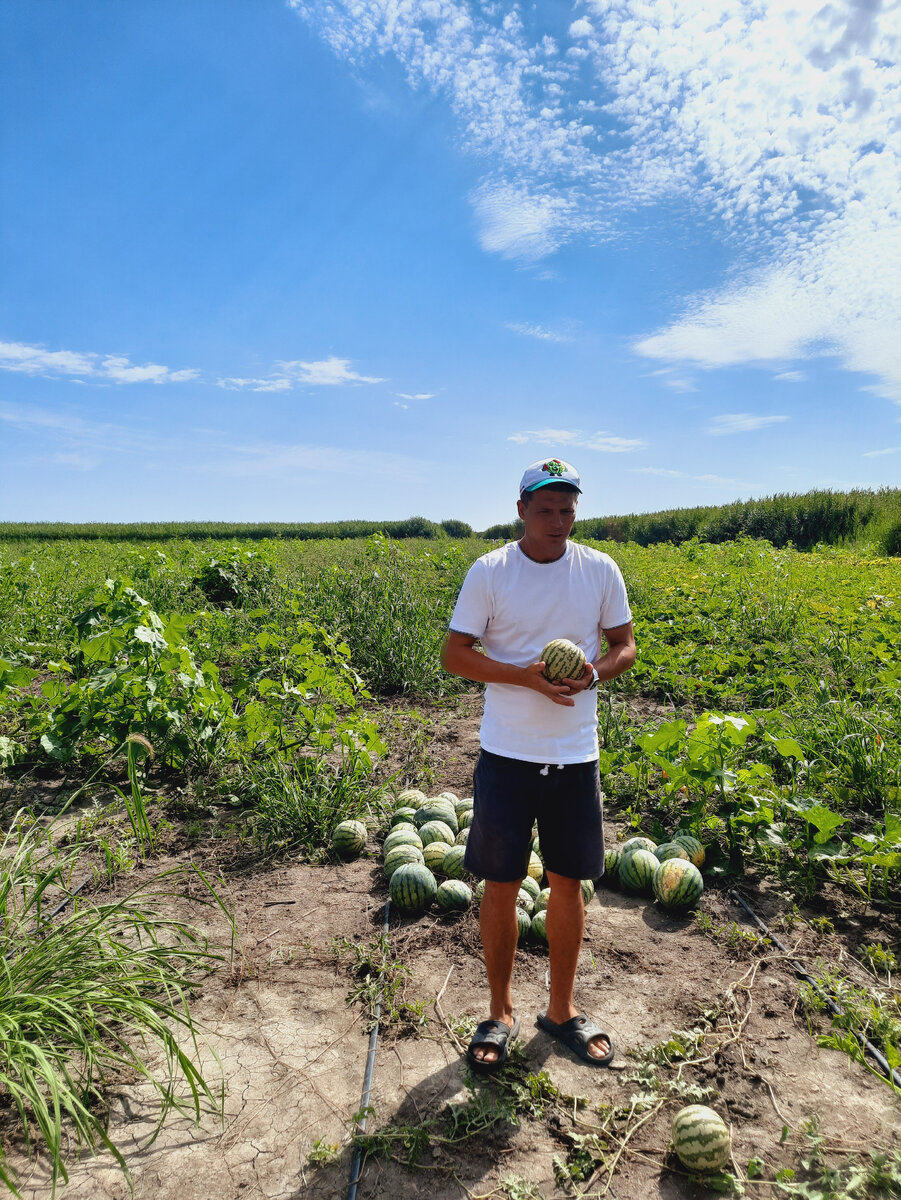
[2,488,899,553]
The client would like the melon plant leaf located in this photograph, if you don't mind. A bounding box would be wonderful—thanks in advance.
[799,804,846,844]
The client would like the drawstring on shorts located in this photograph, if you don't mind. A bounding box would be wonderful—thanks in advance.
[538,764,565,775]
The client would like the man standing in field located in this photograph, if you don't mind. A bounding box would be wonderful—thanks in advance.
[441,458,635,1072]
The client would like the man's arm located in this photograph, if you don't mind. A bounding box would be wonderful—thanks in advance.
[561,621,636,693]
[441,631,578,707]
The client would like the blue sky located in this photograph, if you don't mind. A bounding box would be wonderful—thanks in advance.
[1,0,899,529]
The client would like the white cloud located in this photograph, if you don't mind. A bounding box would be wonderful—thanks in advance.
[217,376,294,393]
[394,391,436,401]
[0,340,198,385]
[707,413,790,435]
[217,356,385,392]
[505,322,575,343]
[650,368,697,393]
[508,428,645,452]
[862,446,901,458]
[295,1,901,401]
[774,370,806,382]
[633,466,745,487]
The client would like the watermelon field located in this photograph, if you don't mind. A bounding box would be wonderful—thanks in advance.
[0,532,899,1199]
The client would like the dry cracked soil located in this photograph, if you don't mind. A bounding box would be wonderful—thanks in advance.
[6,697,901,1200]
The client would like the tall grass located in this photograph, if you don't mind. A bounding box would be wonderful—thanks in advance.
[0,516,472,543]
[0,823,225,1196]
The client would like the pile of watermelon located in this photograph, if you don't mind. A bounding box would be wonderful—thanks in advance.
[602,832,706,913]
[382,789,477,915]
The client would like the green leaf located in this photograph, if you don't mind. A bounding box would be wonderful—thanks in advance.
[40,732,72,762]
[798,804,846,844]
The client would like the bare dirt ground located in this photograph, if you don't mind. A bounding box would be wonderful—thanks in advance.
[5,696,901,1199]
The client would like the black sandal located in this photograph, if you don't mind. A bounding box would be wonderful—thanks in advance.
[536,1012,614,1067]
[465,1017,520,1075]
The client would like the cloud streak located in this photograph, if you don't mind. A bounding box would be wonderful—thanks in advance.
[707,413,790,435]
[217,356,385,391]
[508,428,645,453]
[0,340,199,384]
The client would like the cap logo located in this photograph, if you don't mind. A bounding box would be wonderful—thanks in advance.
[541,459,565,477]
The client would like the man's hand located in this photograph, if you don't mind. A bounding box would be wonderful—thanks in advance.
[558,662,595,695]
[522,661,577,707]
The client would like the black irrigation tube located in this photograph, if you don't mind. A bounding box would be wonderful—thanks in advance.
[729,888,901,1090]
[346,899,391,1200]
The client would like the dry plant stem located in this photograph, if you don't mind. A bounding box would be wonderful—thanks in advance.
[434,965,467,1055]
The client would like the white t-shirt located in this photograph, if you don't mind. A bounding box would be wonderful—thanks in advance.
[449,540,632,764]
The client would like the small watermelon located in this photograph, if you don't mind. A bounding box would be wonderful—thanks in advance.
[516,908,531,943]
[419,819,455,847]
[672,834,706,869]
[526,851,544,882]
[621,836,658,856]
[390,807,418,827]
[383,844,425,879]
[520,875,540,902]
[390,863,438,914]
[532,835,541,856]
[619,848,658,895]
[653,859,704,911]
[531,909,548,942]
[396,788,427,809]
[458,809,474,830]
[422,840,452,873]
[454,797,474,820]
[454,827,470,846]
[436,879,472,912]
[541,638,587,683]
[516,888,535,916]
[436,790,459,805]
[655,842,691,863]
[473,879,486,902]
[671,1105,731,1171]
[442,845,468,879]
[383,828,423,855]
[332,820,367,859]
[534,887,551,913]
[581,879,595,905]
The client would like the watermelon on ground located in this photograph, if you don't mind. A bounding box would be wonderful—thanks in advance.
[621,836,658,856]
[454,827,470,845]
[436,879,472,912]
[383,844,425,879]
[396,788,427,809]
[653,858,704,911]
[519,875,540,902]
[436,791,459,805]
[473,879,486,902]
[458,809,474,830]
[671,1105,731,1171]
[454,798,474,820]
[672,834,706,869]
[581,879,595,905]
[516,908,531,943]
[655,842,691,863]
[419,819,455,847]
[530,910,548,943]
[619,848,658,895]
[390,863,438,914]
[526,851,543,882]
[534,887,551,913]
[516,888,535,916]
[390,807,418,827]
[601,846,622,884]
[442,845,468,879]
[422,840,452,873]
[415,803,458,835]
[383,828,423,855]
[332,820,367,859]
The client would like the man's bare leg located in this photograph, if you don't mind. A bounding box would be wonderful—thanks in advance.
[473,878,521,1064]
[544,871,610,1060]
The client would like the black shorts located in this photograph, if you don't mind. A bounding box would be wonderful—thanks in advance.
[463,749,605,883]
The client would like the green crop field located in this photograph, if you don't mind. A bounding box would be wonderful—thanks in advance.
[0,530,899,1192]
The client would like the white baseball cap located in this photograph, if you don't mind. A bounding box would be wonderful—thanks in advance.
[519,458,582,495]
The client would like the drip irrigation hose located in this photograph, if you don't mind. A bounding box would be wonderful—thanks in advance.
[346,899,391,1200]
[729,888,901,1090]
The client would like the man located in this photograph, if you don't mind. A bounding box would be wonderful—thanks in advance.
[441,458,635,1073]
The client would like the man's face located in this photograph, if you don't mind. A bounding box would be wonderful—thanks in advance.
[517,488,579,547]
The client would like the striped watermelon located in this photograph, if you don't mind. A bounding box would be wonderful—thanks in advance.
[541,638,587,683]
[454,797,474,820]
[442,845,468,879]
[419,819,455,847]
[671,1105,731,1171]
[332,820,367,859]
[390,807,418,827]
[454,827,470,846]
[520,875,540,902]
[383,828,423,855]
[516,888,535,916]
[383,844,425,879]
[436,791,459,805]
[581,879,595,905]
[621,836,658,856]
[532,835,542,857]
[534,887,551,913]
[655,842,691,863]
[602,846,622,883]
[422,840,452,872]
[458,809,474,830]
[516,908,532,943]
[653,859,704,911]
[530,910,548,942]
[396,788,427,809]
[526,851,544,882]
[673,834,706,869]
[390,863,438,914]
[436,879,472,911]
[619,848,658,895]
[473,879,486,902]
[415,803,458,835]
